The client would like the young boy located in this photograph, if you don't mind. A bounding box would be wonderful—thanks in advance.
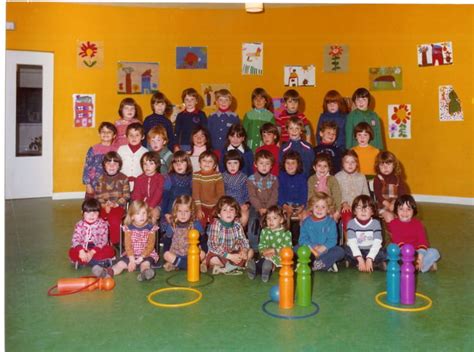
[147,125,173,174]
[207,89,240,151]
[143,91,175,150]
[276,89,311,144]
[174,88,207,152]
[117,122,148,192]
[351,122,380,176]
[279,116,314,177]
[255,123,280,176]
[314,121,345,174]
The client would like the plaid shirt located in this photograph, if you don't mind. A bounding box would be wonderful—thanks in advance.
[207,219,249,257]
[124,223,159,261]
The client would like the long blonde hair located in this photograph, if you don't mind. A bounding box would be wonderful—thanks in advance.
[124,200,151,226]
[171,195,196,228]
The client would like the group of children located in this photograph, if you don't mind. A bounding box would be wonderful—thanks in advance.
[70,86,440,283]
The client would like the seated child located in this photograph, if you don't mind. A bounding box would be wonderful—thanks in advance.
[316,90,348,148]
[189,125,212,172]
[386,195,440,272]
[276,89,311,144]
[314,121,344,174]
[218,123,254,177]
[255,122,280,176]
[351,122,379,177]
[147,125,173,174]
[143,91,175,150]
[113,97,141,148]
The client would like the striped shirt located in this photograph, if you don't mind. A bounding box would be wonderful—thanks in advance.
[192,170,225,209]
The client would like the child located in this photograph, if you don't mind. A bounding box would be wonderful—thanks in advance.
[204,196,254,274]
[82,122,117,198]
[192,151,225,228]
[314,121,345,174]
[255,122,280,176]
[386,195,440,272]
[189,125,212,172]
[174,88,207,152]
[279,116,314,177]
[351,122,379,177]
[276,89,311,144]
[113,97,141,148]
[335,150,370,237]
[222,149,250,228]
[207,89,240,151]
[316,90,348,148]
[117,122,148,191]
[69,198,115,268]
[374,151,409,223]
[345,88,384,150]
[162,195,205,271]
[94,151,130,245]
[143,91,175,150]
[242,87,275,152]
[147,125,173,174]
[93,200,158,281]
[219,124,254,177]
[344,195,386,272]
[248,206,292,282]
[299,193,345,272]
[131,151,164,224]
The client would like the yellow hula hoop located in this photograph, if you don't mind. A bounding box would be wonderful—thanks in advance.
[147,287,202,308]
[375,291,433,312]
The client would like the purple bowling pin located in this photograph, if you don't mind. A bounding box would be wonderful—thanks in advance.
[400,244,416,305]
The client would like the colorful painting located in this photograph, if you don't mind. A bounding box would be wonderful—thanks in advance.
[388,104,411,139]
[439,85,463,121]
[176,47,208,69]
[117,62,159,94]
[272,97,285,119]
[369,67,402,91]
[73,94,95,128]
[284,65,316,87]
[77,40,104,69]
[242,42,263,75]
[200,83,231,115]
[323,44,349,72]
[417,41,453,67]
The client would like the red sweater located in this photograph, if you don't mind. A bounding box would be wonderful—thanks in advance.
[387,218,429,250]
[131,173,165,209]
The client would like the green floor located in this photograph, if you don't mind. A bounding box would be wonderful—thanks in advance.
[5,199,474,351]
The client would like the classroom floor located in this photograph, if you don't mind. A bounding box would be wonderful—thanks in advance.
[5,198,473,351]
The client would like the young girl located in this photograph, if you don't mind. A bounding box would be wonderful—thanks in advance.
[387,195,440,272]
[248,206,292,282]
[189,125,212,172]
[143,91,175,150]
[351,122,379,177]
[219,123,254,177]
[344,195,386,272]
[82,122,117,198]
[335,150,370,238]
[316,90,348,148]
[94,200,158,281]
[298,193,345,272]
[242,88,275,152]
[374,151,409,223]
[204,196,254,275]
[162,195,205,272]
[255,122,280,176]
[113,97,141,148]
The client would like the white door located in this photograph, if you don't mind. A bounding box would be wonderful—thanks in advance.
[5,50,54,199]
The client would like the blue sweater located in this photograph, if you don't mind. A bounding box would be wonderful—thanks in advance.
[316,111,347,148]
[160,173,193,215]
[299,216,338,249]
[280,139,314,177]
[278,172,308,206]
[143,113,175,149]
[207,111,240,151]
[222,171,249,205]
[174,110,207,147]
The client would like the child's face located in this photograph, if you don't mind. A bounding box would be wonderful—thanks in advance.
[226,160,240,175]
[104,160,120,176]
[192,130,207,147]
[314,161,330,176]
[327,102,339,114]
[127,129,144,146]
[262,131,276,146]
[355,131,370,147]
[354,202,373,222]
[216,96,231,110]
[142,159,157,176]
[218,204,237,223]
[255,158,272,175]
[311,199,329,219]
[199,156,216,172]
[397,203,414,223]
[176,204,192,223]
[266,211,284,231]
[285,99,299,114]
[122,104,136,121]
[284,159,298,175]
[83,210,99,224]
[379,161,394,176]
[99,127,115,145]
[229,134,245,147]
[184,95,198,111]
[153,102,166,115]
[342,156,357,174]
[133,207,148,227]
[319,128,337,144]
[355,97,369,111]
[253,95,267,109]
[149,135,166,152]
[288,123,302,140]
[173,159,188,174]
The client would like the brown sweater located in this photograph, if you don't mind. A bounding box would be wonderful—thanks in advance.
[192,170,225,211]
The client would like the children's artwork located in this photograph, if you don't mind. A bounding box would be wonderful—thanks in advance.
[73,94,95,128]
[369,67,402,90]
[388,104,411,139]
[176,47,208,69]
[117,62,159,94]
[242,42,263,75]
[417,41,453,67]
[201,83,231,108]
[272,97,285,119]
[323,44,349,72]
[77,40,104,69]
[283,65,316,87]
[439,85,463,121]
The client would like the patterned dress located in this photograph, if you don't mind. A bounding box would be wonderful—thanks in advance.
[258,228,292,266]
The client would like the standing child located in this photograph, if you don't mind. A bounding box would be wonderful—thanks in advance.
[314,121,345,174]
[147,125,173,174]
[143,91,175,150]
[82,122,117,198]
[174,88,207,152]
[113,97,141,148]
[351,122,379,177]
[242,87,275,152]
[386,195,440,272]
[204,196,254,275]
[248,206,292,282]
[344,195,386,272]
[316,90,348,148]
[255,123,280,176]
[207,89,240,151]
[276,89,311,144]
[299,193,345,272]
[219,124,254,177]
[189,126,213,172]
[94,151,130,245]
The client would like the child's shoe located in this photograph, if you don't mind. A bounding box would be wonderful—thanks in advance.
[92,265,114,278]
[429,263,438,272]
[212,265,224,275]
[261,260,273,283]
[137,268,155,281]
[163,262,177,272]
[327,263,338,273]
[247,259,257,280]
[312,260,325,271]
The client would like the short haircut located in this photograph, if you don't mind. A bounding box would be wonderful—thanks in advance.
[313,153,333,171]
[150,91,172,115]
[118,97,138,118]
[342,149,360,168]
[283,89,300,102]
[147,125,168,144]
[102,151,123,170]
[126,122,144,137]
[323,90,348,114]
[214,89,233,102]
[286,116,304,130]
[254,149,275,165]
[140,151,161,173]
[223,149,244,171]
[190,125,212,151]
[320,120,338,133]
[259,122,280,143]
[352,87,371,105]
[375,151,402,177]
[214,195,242,219]
[98,121,117,135]
[170,151,192,175]
[263,205,288,230]
[181,87,199,101]
[307,192,334,213]
[353,122,374,141]
[82,198,101,213]
[251,87,273,111]
[281,150,303,174]
[198,150,218,165]
[351,194,377,216]
[394,194,418,216]
[226,123,247,147]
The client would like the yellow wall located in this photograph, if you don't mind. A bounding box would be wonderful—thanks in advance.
[6,3,474,198]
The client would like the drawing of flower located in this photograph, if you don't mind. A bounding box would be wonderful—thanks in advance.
[389,123,398,138]
[328,45,343,71]
[79,41,98,68]
[391,104,411,125]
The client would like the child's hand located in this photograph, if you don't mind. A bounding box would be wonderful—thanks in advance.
[227,253,240,264]
[78,249,88,262]
[365,258,374,272]
[416,254,424,271]
[136,256,144,265]
[197,209,205,220]
[262,248,276,258]
[341,202,351,212]
[357,257,366,272]
[128,257,136,272]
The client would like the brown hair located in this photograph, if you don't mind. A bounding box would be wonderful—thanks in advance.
[283,89,300,103]
[140,151,161,173]
[323,90,348,114]
[259,122,280,144]
[171,195,196,225]
[181,87,199,102]
[351,194,376,217]
[262,205,288,230]
[170,151,192,175]
[251,87,273,111]
[214,89,233,102]
[375,151,402,177]
[307,192,334,214]
[150,91,172,115]
[118,97,138,118]
[353,122,374,141]
[394,194,418,216]
[280,150,303,174]
[198,150,218,166]
[352,87,371,105]
[254,149,275,165]
[98,122,117,135]
[214,195,242,220]
[124,200,152,226]
[313,153,333,172]
[126,122,144,137]
[102,151,123,170]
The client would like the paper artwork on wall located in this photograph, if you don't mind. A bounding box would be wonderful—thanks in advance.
[176,47,208,69]
[117,62,159,94]
[417,41,453,67]
[77,40,104,69]
[201,83,231,114]
[284,65,316,87]
[242,42,263,75]
[439,85,463,121]
[323,44,349,72]
[388,104,411,139]
[73,94,95,128]
[272,97,285,119]
[369,67,402,91]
